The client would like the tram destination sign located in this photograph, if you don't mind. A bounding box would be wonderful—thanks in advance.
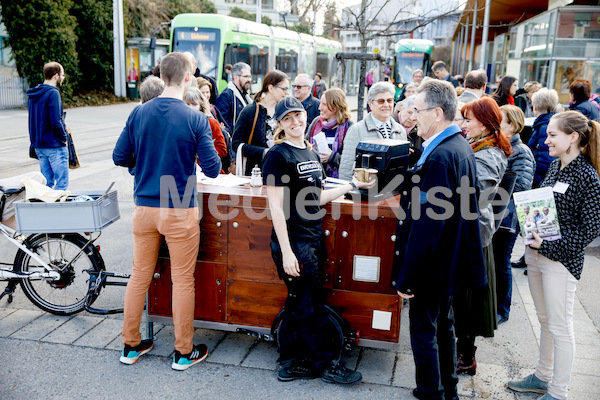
[178,31,216,41]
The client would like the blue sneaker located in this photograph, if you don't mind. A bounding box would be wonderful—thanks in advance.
[507,373,548,394]
[120,339,154,365]
[172,344,209,371]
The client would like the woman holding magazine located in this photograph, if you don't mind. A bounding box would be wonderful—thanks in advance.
[507,111,600,400]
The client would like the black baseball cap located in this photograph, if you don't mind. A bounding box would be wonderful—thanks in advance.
[274,97,306,121]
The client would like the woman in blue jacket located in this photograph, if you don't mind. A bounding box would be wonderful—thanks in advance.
[493,105,535,324]
[529,88,559,187]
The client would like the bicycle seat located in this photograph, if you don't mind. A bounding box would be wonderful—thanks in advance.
[0,185,25,196]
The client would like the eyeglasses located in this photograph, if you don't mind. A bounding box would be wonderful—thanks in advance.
[240,74,252,79]
[373,98,394,105]
[414,107,437,114]
[276,86,289,92]
[293,85,309,89]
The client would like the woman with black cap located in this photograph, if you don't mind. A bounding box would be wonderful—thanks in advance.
[263,96,374,385]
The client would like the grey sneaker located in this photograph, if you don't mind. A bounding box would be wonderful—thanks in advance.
[538,394,560,400]
[507,373,548,394]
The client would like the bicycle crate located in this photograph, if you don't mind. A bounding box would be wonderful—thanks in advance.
[13,190,120,233]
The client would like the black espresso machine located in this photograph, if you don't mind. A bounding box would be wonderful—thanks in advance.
[346,139,410,201]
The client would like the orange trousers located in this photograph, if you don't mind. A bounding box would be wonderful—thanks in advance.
[122,206,200,354]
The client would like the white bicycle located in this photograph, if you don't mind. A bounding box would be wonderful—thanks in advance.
[0,173,126,315]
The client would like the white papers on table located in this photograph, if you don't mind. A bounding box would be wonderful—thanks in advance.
[312,131,330,153]
[197,173,251,187]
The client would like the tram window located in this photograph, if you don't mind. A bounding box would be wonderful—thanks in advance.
[316,53,329,80]
[276,49,298,80]
[172,28,220,79]
[224,44,269,85]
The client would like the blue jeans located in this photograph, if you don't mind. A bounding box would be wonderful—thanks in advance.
[35,147,69,190]
[492,228,517,319]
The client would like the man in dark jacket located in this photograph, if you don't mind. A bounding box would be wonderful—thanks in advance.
[432,61,459,88]
[27,62,69,190]
[393,80,486,400]
[293,74,321,129]
[215,62,252,133]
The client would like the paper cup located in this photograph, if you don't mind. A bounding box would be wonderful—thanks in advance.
[354,168,367,183]
[366,168,378,182]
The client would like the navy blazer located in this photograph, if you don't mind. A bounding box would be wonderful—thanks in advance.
[393,131,486,296]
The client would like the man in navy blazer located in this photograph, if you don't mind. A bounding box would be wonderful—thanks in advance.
[393,80,486,400]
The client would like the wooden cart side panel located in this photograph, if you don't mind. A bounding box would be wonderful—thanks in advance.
[198,202,228,263]
[326,290,401,342]
[226,280,287,328]
[321,215,337,289]
[333,215,398,295]
[194,261,228,321]
[228,207,280,284]
[148,260,228,323]
[149,259,172,316]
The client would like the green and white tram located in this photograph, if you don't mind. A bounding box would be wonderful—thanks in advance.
[170,14,342,93]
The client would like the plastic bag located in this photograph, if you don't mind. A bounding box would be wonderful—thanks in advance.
[20,177,71,203]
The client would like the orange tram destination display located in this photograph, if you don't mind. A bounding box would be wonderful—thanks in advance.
[147,181,403,349]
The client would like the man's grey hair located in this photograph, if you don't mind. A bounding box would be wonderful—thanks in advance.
[139,76,164,103]
[417,80,457,122]
[532,88,559,114]
[232,62,251,76]
[412,69,423,77]
[368,82,395,103]
[295,73,313,87]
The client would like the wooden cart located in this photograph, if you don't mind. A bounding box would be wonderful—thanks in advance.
[147,182,403,349]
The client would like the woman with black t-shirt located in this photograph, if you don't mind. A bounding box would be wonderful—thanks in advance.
[263,97,374,385]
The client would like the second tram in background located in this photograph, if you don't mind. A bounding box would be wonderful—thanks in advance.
[170,13,342,94]
[391,38,434,100]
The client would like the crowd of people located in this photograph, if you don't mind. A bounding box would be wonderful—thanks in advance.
[27,51,600,399]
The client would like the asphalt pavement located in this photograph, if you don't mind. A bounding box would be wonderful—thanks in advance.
[0,102,599,400]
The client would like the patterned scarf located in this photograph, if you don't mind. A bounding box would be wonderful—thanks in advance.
[469,133,497,153]
[309,118,350,178]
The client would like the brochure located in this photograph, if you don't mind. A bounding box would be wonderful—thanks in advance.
[513,187,561,245]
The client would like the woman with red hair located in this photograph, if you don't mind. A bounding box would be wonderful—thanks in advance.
[453,97,512,375]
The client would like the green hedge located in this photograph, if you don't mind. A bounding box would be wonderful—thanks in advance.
[1,0,218,102]
[1,0,79,98]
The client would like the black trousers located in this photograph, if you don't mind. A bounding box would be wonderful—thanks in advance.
[409,293,458,400]
[271,238,335,371]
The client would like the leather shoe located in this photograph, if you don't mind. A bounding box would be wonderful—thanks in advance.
[456,346,477,375]
[511,257,526,269]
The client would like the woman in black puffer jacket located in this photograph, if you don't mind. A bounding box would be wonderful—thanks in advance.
[493,105,535,324]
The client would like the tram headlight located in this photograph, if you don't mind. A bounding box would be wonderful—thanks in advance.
[397,83,404,89]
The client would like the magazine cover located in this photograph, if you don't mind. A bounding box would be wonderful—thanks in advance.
[513,187,561,245]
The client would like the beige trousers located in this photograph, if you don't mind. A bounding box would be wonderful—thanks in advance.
[122,206,199,354]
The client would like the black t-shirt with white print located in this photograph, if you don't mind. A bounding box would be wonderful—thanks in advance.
[262,141,326,241]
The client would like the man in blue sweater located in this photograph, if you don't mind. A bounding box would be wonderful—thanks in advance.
[27,62,69,190]
[113,52,221,371]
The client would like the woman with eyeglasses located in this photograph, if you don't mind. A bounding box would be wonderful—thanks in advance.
[454,97,512,376]
[232,70,289,176]
[338,82,407,181]
[305,88,353,178]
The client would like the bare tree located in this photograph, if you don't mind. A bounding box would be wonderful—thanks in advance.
[339,0,465,120]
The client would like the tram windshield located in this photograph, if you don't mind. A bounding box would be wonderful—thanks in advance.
[172,28,220,79]
[395,52,429,84]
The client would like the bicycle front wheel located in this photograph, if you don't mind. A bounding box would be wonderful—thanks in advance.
[15,233,104,315]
